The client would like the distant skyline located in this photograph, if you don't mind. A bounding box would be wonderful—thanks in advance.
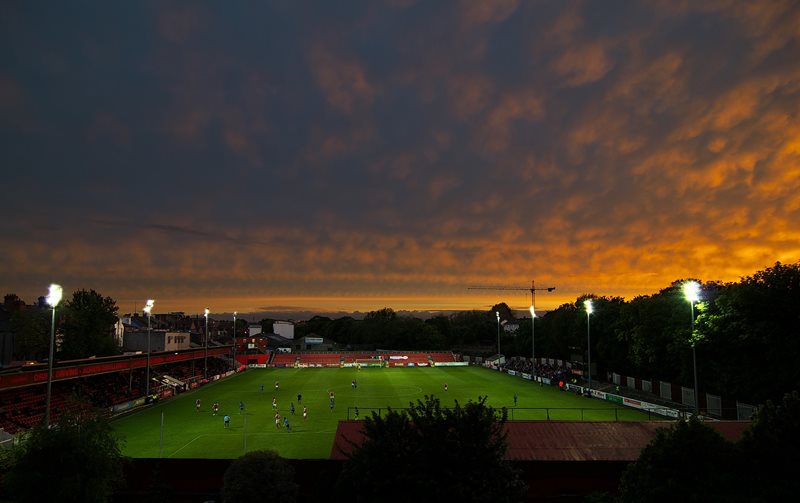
[2,1,799,315]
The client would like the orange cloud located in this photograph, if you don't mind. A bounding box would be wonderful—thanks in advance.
[553,40,615,87]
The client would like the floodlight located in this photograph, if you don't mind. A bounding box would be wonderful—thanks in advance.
[584,299,593,315]
[46,284,63,308]
[683,281,700,303]
[143,299,155,314]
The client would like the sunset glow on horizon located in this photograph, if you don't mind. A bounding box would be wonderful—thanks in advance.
[2,1,798,317]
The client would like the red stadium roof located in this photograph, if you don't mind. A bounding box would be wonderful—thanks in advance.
[331,420,751,461]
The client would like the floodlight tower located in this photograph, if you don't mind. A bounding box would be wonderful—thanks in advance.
[143,299,155,397]
[232,311,237,370]
[584,299,593,390]
[683,281,701,415]
[204,308,210,379]
[496,311,501,356]
[45,283,63,426]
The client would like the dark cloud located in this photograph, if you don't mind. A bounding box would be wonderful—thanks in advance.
[2,1,799,314]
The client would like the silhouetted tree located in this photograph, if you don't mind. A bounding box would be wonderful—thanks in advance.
[617,417,740,502]
[337,395,525,502]
[222,450,298,503]
[59,289,119,359]
[737,390,800,500]
[10,307,51,360]
[2,407,125,503]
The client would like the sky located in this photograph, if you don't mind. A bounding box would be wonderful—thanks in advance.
[2,0,799,317]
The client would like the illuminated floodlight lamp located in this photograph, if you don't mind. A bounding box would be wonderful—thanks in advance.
[46,284,63,307]
[529,305,536,318]
[683,281,700,303]
[144,299,155,315]
[584,299,593,314]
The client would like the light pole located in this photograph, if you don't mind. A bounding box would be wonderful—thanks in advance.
[683,281,700,415]
[232,311,237,370]
[45,283,63,426]
[584,299,593,390]
[529,280,555,376]
[204,308,210,379]
[496,311,501,357]
[144,299,154,397]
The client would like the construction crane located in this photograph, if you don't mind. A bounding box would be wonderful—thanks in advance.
[467,280,555,369]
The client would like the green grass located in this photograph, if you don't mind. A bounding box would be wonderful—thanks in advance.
[113,367,652,459]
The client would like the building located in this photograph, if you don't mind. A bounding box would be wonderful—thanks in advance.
[123,331,191,353]
[273,321,294,340]
[293,334,336,351]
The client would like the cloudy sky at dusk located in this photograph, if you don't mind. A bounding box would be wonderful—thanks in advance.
[2,1,799,316]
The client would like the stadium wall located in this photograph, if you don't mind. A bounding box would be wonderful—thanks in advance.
[607,370,755,420]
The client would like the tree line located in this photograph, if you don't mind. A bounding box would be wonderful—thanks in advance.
[10,261,799,404]
[294,262,800,405]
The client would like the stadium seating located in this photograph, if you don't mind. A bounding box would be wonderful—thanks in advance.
[296,353,342,367]
[429,352,458,363]
[271,353,297,367]
[0,357,233,434]
[340,353,379,364]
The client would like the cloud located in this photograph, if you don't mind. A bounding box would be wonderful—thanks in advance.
[2,0,800,315]
[307,43,377,115]
[459,0,520,29]
[552,40,616,87]
[476,91,544,153]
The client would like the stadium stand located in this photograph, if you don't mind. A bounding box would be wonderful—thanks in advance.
[340,353,379,364]
[271,353,297,367]
[0,357,233,433]
[296,353,341,367]
[429,352,458,363]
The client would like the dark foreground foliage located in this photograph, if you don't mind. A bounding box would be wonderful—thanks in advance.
[337,395,525,502]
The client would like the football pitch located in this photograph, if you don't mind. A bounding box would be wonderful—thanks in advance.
[113,366,651,459]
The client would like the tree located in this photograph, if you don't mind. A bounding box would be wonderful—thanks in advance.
[617,417,741,502]
[296,315,332,339]
[737,390,800,501]
[222,450,298,503]
[2,406,125,503]
[10,307,51,360]
[336,395,525,502]
[698,263,800,402]
[491,302,514,322]
[449,310,496,347]
[59,289,119,360]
